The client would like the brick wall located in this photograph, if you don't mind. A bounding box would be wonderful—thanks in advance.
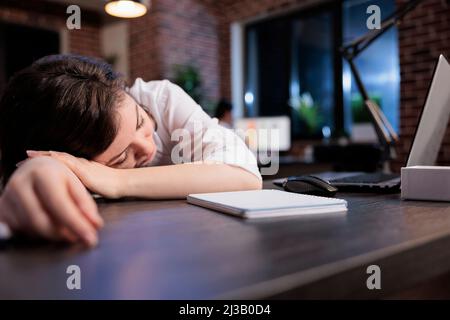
[0,0,102,59]
[68,24,102,58]
[129,4,160,82]
[394,0,450,169]
[129,0,220,104]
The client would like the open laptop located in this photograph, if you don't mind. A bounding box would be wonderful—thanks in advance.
[274,54,450,192]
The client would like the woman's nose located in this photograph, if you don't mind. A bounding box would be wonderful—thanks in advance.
[132,135,154,166]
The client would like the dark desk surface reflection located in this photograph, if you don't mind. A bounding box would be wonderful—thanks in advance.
[1,181,450,299]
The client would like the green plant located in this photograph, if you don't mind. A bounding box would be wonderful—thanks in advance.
[171,64,202,104]
[351,93,382,123]
[289,92,324,135]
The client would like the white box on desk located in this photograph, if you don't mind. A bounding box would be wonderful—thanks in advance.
[401,166,450,201]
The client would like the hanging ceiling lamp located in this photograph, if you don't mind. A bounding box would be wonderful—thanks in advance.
[105,0,150,18]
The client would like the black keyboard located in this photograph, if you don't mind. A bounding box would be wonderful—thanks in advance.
[330,172,399,184]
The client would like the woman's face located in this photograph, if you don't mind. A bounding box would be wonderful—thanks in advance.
[94,92,157,169]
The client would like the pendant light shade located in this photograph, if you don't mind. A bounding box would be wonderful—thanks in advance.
[105,0,150,18]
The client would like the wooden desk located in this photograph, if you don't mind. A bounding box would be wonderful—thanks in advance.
[1,181,450,299]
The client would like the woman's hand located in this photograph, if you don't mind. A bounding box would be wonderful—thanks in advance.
[26,150,125,199]
[0,157,103,246]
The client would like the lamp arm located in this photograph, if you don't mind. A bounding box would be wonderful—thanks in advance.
[342,0,424,57]
[340,0,424,155]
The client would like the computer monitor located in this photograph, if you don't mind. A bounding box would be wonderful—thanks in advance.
[407,54,450,167]
[234,116,291,152]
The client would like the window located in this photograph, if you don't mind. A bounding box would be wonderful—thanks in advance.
[243,0,399,141]
[0,22,60,93]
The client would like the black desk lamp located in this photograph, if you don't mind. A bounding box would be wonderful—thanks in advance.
[340,0,425,167]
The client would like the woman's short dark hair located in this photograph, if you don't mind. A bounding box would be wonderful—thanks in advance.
[0,54,125,186]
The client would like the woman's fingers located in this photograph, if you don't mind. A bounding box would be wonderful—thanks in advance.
[27,150,76,166]
[18,192,64,241]
[66,173,103,229]
[0,196,20,231]
[26,150,51,157]
[25,150,122,199]
[49,151,79,171]
[33,174,99,247]
[52,154,103,227]
[32,152,103,228]
[1,185,63,242]
[1,157,105,246]
[27,150,87,185]
[57,226,79,243]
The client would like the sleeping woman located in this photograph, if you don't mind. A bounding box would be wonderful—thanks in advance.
[0,54,262,247]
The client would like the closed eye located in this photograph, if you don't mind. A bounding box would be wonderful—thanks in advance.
[114,150,128,166]
[137,113,144,129]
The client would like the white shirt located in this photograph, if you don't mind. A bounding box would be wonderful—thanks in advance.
[127,79,262,181]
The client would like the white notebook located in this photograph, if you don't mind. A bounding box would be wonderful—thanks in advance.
[187,189,347,219]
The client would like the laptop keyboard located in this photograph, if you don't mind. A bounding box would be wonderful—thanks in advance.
[330,172,399,184]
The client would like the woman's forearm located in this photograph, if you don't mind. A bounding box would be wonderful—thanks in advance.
[117,163,262,199]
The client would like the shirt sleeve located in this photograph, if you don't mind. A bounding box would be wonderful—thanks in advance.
[155,80,262,181]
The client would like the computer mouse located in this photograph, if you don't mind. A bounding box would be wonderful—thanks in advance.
[282,175,338,197]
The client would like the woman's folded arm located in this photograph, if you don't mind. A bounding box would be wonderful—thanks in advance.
[117,163,262,199]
